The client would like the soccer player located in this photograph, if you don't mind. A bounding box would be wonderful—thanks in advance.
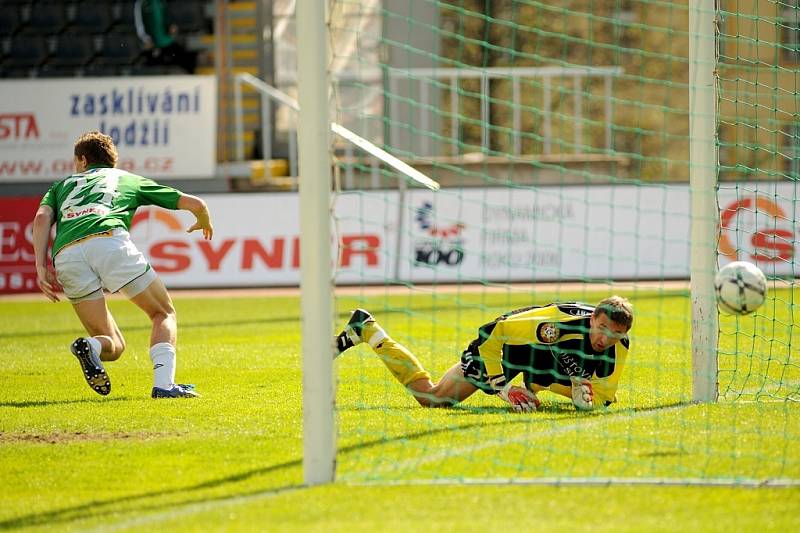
[32,131,213,399]
[334,296,633,412]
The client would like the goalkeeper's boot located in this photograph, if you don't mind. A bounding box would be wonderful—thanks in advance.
[151,383,200,398]
[70,337,111,396]
[334,308,373,358]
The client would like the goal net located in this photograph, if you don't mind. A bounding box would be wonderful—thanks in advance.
[294,0,800,485]
[715,1,799,402]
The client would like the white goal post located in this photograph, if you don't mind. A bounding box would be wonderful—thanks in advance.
[297,0,335,485]
[689,0,719,403]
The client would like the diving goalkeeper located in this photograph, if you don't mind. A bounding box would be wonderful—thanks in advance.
[334,296,633,412]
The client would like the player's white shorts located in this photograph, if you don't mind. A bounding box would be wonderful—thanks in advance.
[54,228,157,303]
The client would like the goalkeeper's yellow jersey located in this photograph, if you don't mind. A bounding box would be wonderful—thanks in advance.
[466,302,630,407]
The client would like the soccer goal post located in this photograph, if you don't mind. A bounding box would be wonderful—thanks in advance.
[688,0,719,403]
[296,0,335,485]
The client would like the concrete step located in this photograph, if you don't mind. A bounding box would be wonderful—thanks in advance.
[198,33,258,49]
[219,159,297,191]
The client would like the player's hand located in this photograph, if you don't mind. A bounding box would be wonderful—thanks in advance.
[187,216,214,240]
[499,384,541,413]
[36,265,60,303]
[570,376,594,411]
[178,195,213,240]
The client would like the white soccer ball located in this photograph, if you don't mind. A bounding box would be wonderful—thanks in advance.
[714,261,767,315]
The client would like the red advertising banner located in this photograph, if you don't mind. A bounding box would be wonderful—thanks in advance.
[0,197,41,294]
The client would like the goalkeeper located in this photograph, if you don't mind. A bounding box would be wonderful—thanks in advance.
[334,296,633,412]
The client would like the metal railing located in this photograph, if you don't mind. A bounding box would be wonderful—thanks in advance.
[386,65,623,156]
[233,72,299,176]
[233,72,440,191]
[234,71,387,187]
[233,66,623,186]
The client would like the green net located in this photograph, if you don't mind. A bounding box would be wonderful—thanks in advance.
[322,0,799,484]
[716,0,799,402]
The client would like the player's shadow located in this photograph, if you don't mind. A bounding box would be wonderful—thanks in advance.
[0,400,691,530]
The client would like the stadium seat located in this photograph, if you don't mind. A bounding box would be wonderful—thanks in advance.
[71,2,114,34]
[93,32,141,65]
[130,63,187,76]
[48,33,95,67]
[83,63,122,77]
[37,64,82,78]
[168,1,207,33]
[111,2,137,32]
[21,2,67,35]
[0,5,22,36]
[2,35,49,68]
[0,65,36,79]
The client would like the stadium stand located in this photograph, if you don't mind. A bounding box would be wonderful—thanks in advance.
[113,1,138,32]
[21,2,68,35]
[0,4,22,36]
[0,0,214,78]
[71,2,114,34]
[168,1,208,34]
[41,33,96,74]
[95,32,142,65]
[1,34,49,75]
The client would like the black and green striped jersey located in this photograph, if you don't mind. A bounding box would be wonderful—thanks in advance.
[462,302,630,406]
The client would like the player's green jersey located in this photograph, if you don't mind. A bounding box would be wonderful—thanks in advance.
[464,302,630,406]
[40,166,181,258]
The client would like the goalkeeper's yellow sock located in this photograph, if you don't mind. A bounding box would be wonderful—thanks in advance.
[361,321,431,385]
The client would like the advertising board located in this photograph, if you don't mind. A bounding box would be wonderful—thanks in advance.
[1,183,796,294]
[0,76,216,181]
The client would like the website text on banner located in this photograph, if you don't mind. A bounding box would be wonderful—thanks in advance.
[0,76,216,181]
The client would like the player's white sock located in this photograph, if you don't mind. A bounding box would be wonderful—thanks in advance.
[86,337,103,366]
[149,342,176,389]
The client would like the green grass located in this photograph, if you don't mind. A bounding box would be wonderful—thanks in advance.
[1,287,798,531]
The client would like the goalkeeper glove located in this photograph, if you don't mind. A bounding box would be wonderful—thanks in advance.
[499,384,541,413]
[570,376,594,411]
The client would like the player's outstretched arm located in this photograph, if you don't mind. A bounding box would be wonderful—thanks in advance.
[178,194,213,240]
[32,205,59,302]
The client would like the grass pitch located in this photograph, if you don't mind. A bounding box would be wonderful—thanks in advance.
[1,287,798,531]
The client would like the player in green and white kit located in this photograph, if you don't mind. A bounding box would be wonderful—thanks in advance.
[32,131,214,398]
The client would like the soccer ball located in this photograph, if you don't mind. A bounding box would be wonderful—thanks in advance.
[714,261,767,315]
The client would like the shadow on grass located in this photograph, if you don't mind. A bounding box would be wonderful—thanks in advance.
[0,400,690,530]
[340,405,425,412]
[0,396,135,408]
[462,400,689,414]
[0,466,307,530]
[1,290,689,341]
[0,315,302,340]
[0,415,516,529]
